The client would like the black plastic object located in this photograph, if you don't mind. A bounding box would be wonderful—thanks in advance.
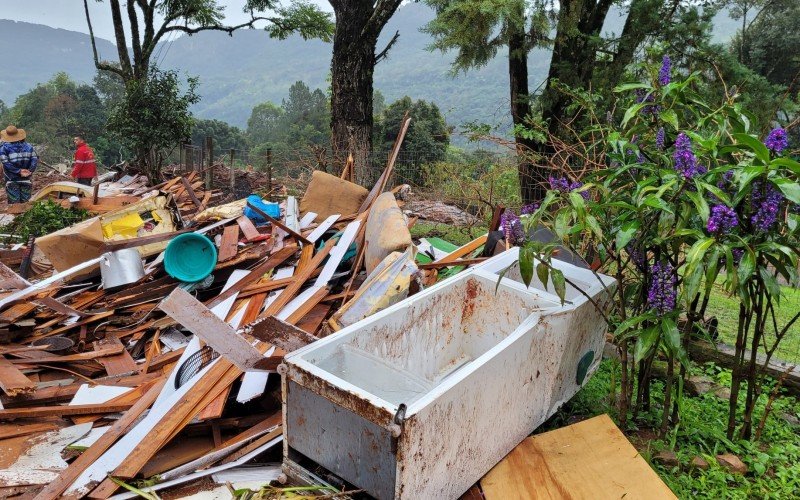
[175,345,219,389]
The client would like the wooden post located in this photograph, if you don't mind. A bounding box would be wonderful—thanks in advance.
[205,136,213,190]
[186,145,194,173]
[179,143,184,171]
[266,147,273,200]
[229,148,236,195]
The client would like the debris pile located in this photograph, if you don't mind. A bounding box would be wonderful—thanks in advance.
[0,116,501,498]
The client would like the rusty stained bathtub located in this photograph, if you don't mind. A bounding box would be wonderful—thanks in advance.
[281,248,615,499]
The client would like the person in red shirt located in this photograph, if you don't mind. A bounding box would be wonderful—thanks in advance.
[71,136,97,186]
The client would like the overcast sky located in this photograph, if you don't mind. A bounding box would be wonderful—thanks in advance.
[0,1,332,41]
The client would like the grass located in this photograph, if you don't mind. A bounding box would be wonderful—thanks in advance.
[705,284,800,363]
[409,221,488,246]
[547,360,800,499]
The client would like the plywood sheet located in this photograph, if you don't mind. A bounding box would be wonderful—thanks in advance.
[481,414,676,500]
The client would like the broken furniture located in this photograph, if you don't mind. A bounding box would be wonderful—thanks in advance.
[282,247,615,499]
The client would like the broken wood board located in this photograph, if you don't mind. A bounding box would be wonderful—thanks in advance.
[0,356,35,396]
[480,414,676,500]
[0,423,92,487]
[217,225,240,262]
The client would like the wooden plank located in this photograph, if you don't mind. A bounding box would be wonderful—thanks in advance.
[246,201,312,245]
[258,240,334,320]
[7,342,123,364]
[241,316,319,352]
[0,356,35,396]
[217,225,240,262]
[204,245,297,309]
[236,215,261,241]
[32,379,165,500]
[296,303,332,335]
[418,257,488,270]
[0,422,60,440]
[434,234,488,265]
[358,113,411,214]
[180,176,203,209]
[0,402,134,420]
[285,285,329,325]
[101,229,192,252]
[480,414,676,500]
[94,338,137,376]
[160,288,265,372]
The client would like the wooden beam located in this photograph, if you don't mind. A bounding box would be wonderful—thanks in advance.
[236,215,261,241]
[204,245,297,310]
[32,379,166,500]
[217,225,240,262]
[180,176,202,209]
[434,234,488,265]
[0,355,35,396]
[160,288,265,372]
[0,402,134,420]
[246,201,311,245]
[240,316,319,353]
[259,239,334,319]
[101,229,191,252]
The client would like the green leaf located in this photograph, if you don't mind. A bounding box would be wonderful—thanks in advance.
[662,318,681,354]
[686,191,710,223]
[551,269,567,305]
[686,237,715,267]
[494,264,513,294]
[519,247,534,288]
[759,268,781,300]
[660,109,679,130]
[585,215,603,239]
[738,250,755,284]
[614,83,649,93]
[732,133,771,164]
[536,262,549,290]
[614,313,653,338]
[616,220,640,250]
[771,157,800,175]
[622,103,646,128]
[642,195,674,214]
[634,326,660,363]
[773,178,800,204]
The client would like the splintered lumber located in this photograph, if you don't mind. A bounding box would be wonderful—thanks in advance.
[218,225,240,262]
[0,356,35,396]
[160,288,264,372]
[480,414,676,500]
[180,176,203,209]
[32,379,166,500]
[241,316,319,352]
[94,338,137,376]
[205,245,297,309]
[358,112,411,214]
[0,422,60,440]
[259,239,334,319]
[236,215,261,241]
[433,234,488,265]
[246,201,311,245]
[0,402,134,420]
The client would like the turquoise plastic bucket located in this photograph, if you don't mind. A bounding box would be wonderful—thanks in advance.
[164,233,217,283]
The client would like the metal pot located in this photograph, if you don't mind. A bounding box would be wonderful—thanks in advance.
[100,248,145,291]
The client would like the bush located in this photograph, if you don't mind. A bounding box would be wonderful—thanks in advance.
[0,200,89,241]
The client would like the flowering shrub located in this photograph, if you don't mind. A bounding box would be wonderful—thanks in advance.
[514,58,800,437]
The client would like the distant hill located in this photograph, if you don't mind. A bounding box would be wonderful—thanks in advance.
[0,4,739,134]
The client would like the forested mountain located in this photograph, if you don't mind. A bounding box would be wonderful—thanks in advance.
[0,3,737,130]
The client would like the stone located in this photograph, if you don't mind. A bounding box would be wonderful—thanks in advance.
[716,453,747,474]
[690,456,709,471]
[713,386,732,400]
[654,450,680,467]
[686,375,716,396]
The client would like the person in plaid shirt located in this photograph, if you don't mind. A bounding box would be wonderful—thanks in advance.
[0,125,38,204]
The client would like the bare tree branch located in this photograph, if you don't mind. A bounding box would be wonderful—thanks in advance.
[83,0,125,77]
[375,30,399,63]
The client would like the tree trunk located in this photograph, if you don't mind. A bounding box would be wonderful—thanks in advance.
[329,0,401,187]
[508,7,548,204]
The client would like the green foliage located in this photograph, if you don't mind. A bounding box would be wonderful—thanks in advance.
[375,96,451,184]
[191,118,248,152]
[107,67,200,181]
[0,200,89,241]
[3,72,117,164]
[246,81,329,153]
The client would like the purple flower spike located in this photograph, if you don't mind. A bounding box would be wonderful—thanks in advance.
[673,132,706,179]
[764,127,788,154]
[500,210,524,244]
[549,176,589,199]
[750,182,783,232]
[707,204,738,235]
[659,55,671,86]
[520,203,539,215]
[656,127,666,150]
[648,261,677,316]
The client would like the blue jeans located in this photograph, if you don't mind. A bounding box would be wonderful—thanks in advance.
[6,180,32,203]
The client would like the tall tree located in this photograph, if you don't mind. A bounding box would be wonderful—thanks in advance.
[328,0,404,185]
[424,0,552,203]
[83,0,332,85]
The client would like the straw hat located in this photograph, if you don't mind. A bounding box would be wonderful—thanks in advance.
[0,125,26,142]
